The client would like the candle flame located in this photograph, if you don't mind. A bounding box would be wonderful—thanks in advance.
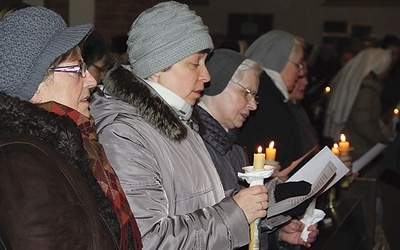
[394,108,399,115]
[340,133,346,142]
[333,143,339,149]
[268,141,275,148]
[324,86,331,93]
[257,146,262,153]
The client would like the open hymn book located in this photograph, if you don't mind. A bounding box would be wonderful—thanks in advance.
[267,146,349,218]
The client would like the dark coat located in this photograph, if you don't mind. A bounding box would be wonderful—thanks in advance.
[0,92,117,250]
[196,105,248,191]
[237,72,303,169]
[196,105,293,250]
[288,101,320,155]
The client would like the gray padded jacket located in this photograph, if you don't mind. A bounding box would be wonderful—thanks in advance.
[90,64,251,250]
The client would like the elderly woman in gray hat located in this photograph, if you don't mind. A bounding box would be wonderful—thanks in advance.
[197,48,262,191]
[237,30,307,175]
[197,48,319,250]
[0,6,142,250]
[90,1,268,249]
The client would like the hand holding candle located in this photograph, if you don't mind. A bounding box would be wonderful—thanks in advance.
[266,141,276,162]
[253,146,265,170]
[241,151,273,250]
[338,134,350,156]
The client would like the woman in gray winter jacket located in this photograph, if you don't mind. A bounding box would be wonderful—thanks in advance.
[90,2,268,249]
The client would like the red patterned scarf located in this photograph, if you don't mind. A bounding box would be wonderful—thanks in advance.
[38,102,142,250]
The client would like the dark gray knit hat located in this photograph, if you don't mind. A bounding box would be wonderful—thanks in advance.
[0,6,93,101]
[127,1,213,79]
[204,49,246,96]
[245,30,295,72]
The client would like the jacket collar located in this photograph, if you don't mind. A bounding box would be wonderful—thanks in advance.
[146,79,193,121]
[0,92,90,170]
[196,105,236,155]
[102,63,190,142]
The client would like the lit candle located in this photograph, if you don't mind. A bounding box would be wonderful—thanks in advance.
[324,86,331,94]
[338,133,350,156]
[392,108,399,131]
[265,141,276,162]
[331,143,340,156]
[253,146,265,170]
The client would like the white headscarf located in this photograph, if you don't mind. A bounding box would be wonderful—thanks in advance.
[323,48,392,140]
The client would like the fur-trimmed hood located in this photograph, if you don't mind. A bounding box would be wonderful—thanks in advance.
[0,91,90,170]
[91,63,191,142]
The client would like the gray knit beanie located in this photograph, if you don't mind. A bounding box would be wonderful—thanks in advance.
[245,30,295,72]
[127,1,213,79]
[0,6,93,101]
[204,49,246,96]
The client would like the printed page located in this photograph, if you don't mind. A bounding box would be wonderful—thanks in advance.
[267,161,336,218]
[267,146,349,218]
[288,146,349,192]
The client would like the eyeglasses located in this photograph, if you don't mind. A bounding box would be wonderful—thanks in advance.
[288,60,304,71]
[235,82,259,104]
[49,62,88,78]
